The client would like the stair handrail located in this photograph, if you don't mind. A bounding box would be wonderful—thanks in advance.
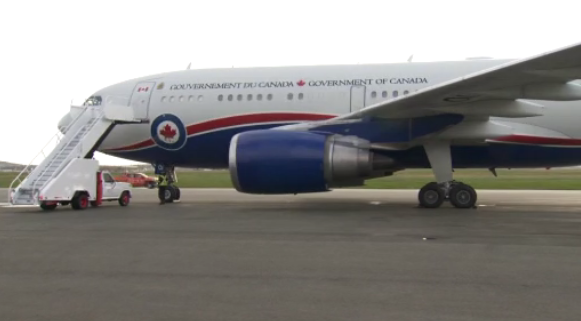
[28,108,96,194]
[8,105,91,200]
[30,107,104,194]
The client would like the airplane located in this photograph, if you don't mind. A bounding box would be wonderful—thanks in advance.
[56,41,581,209]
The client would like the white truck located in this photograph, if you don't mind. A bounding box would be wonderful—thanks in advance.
[11,158,133,211]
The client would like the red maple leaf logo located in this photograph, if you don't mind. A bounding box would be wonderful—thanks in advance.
[297,80,305,86]
[159,124,176,139]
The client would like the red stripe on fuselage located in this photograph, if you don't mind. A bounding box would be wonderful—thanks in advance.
[104,113,337,152]
[492,135,581,145]
[107,139,155,151]
[186,113,334,136]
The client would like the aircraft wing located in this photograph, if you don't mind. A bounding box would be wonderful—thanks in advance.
[286,41,581,130]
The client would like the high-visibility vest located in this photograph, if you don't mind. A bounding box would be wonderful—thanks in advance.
[158,175,168,186]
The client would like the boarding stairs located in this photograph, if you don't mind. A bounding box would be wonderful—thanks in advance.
[8,100,144,206]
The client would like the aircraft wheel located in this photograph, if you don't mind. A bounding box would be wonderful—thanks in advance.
[449,183,477,209]
[418,182,445,208]
[173,187,180,200]
[164,186,174,203]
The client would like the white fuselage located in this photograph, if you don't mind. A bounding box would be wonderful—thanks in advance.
[58,59,581,169]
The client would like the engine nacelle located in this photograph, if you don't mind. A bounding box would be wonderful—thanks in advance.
[228,130,396,194]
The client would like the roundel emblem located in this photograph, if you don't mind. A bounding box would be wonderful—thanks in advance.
[150,114,187,150]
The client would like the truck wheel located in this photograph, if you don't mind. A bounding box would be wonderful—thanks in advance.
[71,193,89,210]
[40,202,57,211]
[119,191,130,206]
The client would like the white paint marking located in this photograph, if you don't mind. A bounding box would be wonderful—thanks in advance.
[1,204,37,208]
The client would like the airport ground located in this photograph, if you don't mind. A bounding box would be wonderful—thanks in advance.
[3,168,581,189]
[1,188,581,320]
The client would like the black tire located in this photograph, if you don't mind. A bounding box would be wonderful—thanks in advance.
[164,186,174,203]
[173,187,180,200]
[90,201,99,207]
[449,183,477,208]
[147,182,156,189]
[71,193,89,210]
[418,182,445,208]
[40,202,57,211]
[119,191,130,206]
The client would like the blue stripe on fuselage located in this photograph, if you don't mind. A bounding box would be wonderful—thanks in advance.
[103,118,581,169]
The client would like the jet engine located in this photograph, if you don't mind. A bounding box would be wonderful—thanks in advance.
[228,130,398,194]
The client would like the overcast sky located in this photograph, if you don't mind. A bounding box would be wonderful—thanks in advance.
[1,0,579,166]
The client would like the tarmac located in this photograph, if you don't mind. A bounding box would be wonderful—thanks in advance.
[1,188,581,321]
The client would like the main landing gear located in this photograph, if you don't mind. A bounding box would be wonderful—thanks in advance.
[156,164,181,204]
[162,185,181,203]
[417,141,477,209]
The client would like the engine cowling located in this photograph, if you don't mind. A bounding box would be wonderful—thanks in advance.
[228,130,396,194]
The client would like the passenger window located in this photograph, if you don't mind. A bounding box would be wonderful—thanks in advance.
[287,93,293,100]
[392,91,398,98]
[237,94,242,101]
[189,95,194,102]
[267,94,273,100]
[371,91,376,98]
[257,94,263,101]
[403,90,409,95]
[382,91,387,98]
[218,94,223,101]
[161,96,166,102]
[198,95,203,101]
[298,93,304,100]
[247,94,252,101]
[169,96,175,102]
[228,94,233,101]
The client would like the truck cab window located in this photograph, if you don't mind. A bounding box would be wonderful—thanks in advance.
[103,173,114,183]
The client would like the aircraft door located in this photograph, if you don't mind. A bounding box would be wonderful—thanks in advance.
[130,82,156,120]
[350,85,366,112]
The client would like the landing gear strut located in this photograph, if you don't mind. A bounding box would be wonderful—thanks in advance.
[418,141,477,209]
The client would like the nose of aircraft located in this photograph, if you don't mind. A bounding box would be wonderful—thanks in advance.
[57,76,155,133]
[57,112,72,134]
[57,105,86,134]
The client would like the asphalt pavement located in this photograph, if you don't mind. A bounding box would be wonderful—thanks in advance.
[1,188,580,321]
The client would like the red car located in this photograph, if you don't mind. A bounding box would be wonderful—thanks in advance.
[114,173,157,189]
